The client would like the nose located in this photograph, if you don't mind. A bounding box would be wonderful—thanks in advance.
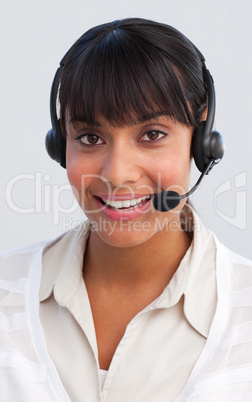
[100,145,141,187]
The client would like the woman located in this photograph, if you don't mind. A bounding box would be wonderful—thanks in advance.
[1,18,252,402]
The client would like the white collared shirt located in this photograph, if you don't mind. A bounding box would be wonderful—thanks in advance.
[39,211,217,402]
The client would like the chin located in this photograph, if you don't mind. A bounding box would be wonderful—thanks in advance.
[88,218,156,249]
[88,210,182,249]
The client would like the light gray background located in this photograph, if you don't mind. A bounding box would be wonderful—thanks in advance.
[1,0,251,258]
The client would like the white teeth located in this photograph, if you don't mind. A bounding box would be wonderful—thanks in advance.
[130,199,137,206]
[102,196,150,209]
[112,200,122,209]
[122,200,131,208]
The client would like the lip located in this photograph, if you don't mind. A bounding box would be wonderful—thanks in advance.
[94,194,153,221]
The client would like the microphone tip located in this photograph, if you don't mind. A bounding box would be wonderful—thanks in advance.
[152,191,181,212]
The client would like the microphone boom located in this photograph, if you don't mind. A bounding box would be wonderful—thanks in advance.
[152,160,214,212]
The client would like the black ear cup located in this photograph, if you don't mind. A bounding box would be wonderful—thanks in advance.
[192,122,206,173]
[45,66,66,168]
[192,121,224,173]
[45,126,66,168]
[209,130,224,161]
[46,129,59,163]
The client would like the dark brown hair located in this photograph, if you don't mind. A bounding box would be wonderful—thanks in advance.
[59,18,207,134]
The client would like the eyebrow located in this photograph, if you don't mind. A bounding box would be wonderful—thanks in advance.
[134,111,171,125]
[70,117,101,127]
[69,111,172,128]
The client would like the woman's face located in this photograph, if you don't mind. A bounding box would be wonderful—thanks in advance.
[66,114,193,248]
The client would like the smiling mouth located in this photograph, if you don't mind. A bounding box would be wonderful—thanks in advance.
[98,195,153,210]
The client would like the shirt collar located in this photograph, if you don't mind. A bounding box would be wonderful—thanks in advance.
[155,208,217,338]
[39,220,91,303]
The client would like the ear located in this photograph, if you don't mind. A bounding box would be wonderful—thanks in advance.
[201,105,217,129]
[201,106,208,122]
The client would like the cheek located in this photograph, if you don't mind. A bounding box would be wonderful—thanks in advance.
[66,166,83,208]
[66,151,95,204]
[66,154,81,191]
[66,140,97,183]
[148,150,191,192]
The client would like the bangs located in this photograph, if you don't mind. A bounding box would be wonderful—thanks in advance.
[59,21,204,133]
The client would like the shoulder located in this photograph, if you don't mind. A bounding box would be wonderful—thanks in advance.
[0,220,91,264]
[215,238,252,267]
[214,237,252,292]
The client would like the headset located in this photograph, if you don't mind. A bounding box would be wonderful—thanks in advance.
[45,60,67,168]
[45,38,224,174]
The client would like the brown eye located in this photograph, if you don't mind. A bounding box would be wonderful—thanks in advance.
[79,134,104,145]
[146,131,160,140]
[140,130,167,142]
